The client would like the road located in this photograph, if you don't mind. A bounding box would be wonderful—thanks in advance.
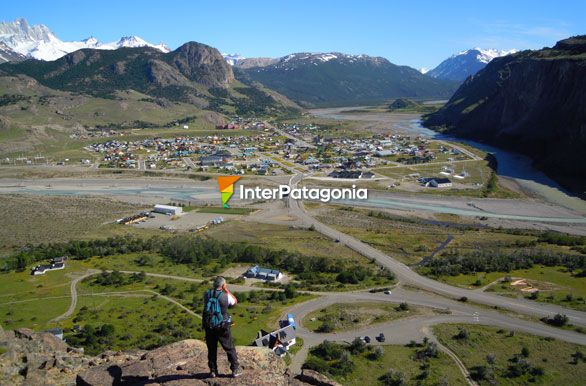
[49,270,99,323]
[272,126,316,149]
[287,173,586,327]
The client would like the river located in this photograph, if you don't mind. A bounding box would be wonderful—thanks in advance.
[310,107,586,214]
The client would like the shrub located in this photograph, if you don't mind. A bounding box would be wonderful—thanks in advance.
[454,327,469,340]
[379,369,406,386]
[542,313,569,327]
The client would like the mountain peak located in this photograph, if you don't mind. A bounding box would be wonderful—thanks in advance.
[428,47,517,81]
[0,18,170,61]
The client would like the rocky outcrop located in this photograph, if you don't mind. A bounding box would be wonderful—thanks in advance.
[169,42,235,86]
[0,328,335,386]
[423,35,586,196]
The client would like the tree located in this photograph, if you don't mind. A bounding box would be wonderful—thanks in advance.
[521,346,530,357]
[284,285,298,299]
[397,302,409,311]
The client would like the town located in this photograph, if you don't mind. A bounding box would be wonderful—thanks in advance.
[79,118,480,191]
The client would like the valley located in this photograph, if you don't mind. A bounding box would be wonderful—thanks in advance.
[0,12,585,386]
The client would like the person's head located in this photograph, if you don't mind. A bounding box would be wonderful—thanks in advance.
[213,276,226,290]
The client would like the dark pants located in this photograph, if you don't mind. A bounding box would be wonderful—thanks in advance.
[205,326,239,373]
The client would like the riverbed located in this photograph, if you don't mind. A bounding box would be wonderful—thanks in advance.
[310,107,586,214]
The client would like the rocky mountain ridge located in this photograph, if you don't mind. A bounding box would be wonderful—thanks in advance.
[423,35,586,196]
[0,18,169,61]
[0,328,339,386]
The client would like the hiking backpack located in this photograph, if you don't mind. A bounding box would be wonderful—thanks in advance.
[203,290,224,329]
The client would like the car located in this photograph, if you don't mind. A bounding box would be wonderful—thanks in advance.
[384,290,392,295]
[360,336,371,343]
[376,333,386,342]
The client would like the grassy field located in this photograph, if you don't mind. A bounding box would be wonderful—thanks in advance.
[302,302,437,332]
[206,221,394,290]
[305,342,466,386]
[0,260,89,329]
[0,260,313,354]
[195,206,255,215]
[434,324,586,385]
[64,273,312,352]
[0,194,159,253]
[312,207,451,265]
[434,265,586,311]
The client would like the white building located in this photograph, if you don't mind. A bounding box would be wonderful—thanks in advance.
[153,204,183,215]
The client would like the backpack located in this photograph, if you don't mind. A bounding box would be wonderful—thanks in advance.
[203,290,224,329]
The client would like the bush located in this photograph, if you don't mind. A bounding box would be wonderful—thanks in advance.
[454,327,469,340]
[542,313,569,327]
[349,337,366,355]
[311,340,344,361]
[470,365,489,381]
[396,302,409,311]
[379,369,406,386]
[369,346,384,360]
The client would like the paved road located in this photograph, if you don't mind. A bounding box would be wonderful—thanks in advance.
[287,174,586,327]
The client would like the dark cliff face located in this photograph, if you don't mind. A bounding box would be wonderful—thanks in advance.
[424,36,586,195]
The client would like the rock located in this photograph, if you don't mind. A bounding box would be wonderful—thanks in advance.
[1,329,337,386]
[76,364,122,386]
[296,369,342,386]
[14,329,35,340]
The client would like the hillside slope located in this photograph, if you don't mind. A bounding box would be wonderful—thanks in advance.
[423,36,586,195]
[0,42,298,117]
[239,52,458,107]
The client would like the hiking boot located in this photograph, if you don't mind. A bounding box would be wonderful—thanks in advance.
[232,367,243,378]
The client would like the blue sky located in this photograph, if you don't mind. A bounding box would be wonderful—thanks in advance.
[3,0,584,69]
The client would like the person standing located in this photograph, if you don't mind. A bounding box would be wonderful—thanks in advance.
[202,276,242,378]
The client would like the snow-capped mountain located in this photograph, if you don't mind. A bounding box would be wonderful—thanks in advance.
[267,52,389,70]
[238,51,457,106]
[0,42,26,63]
[222,53,244,66]
[0,18,170,62]
[427,48,517,82]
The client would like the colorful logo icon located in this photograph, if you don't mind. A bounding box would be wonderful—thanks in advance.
[218,176,241,208]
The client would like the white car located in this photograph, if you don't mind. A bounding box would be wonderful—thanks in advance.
[384,290,392,295]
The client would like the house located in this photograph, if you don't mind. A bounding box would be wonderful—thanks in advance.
[31,257,66,275]
[427,178,452,188]
[328,170,374,179]
[244,266,283,282]
[374,150,394,157]
[254,315,297,357]
[199,155,225,166]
